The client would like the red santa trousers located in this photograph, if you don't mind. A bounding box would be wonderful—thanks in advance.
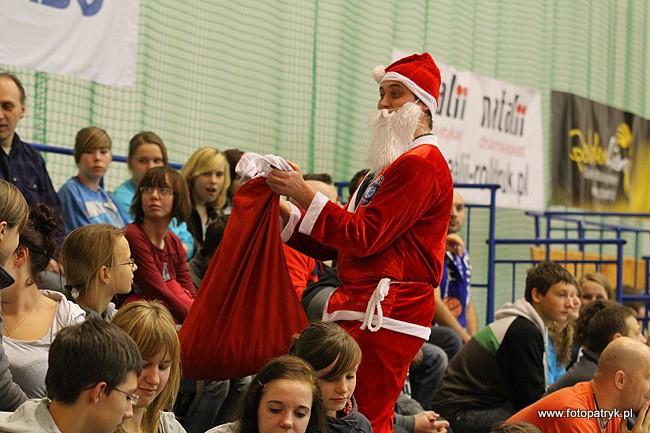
[325,280,436,433]
[179,178,308,379]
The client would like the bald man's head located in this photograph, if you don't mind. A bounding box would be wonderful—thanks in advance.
[596,337,650,376]
[595,337,650,412]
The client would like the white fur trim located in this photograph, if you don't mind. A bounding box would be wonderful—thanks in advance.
[298,192,329,236]
[323,309,431,340]
[280,201,302,243]
[347,189,359,213]
[235,152,293,183]
[372,65,386,83]
[381,71,438,114]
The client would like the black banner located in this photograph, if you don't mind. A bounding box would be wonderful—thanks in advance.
[552,91,650,211]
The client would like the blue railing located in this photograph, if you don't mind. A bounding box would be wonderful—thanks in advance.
[491,238,626,319]
[31,142,183,170]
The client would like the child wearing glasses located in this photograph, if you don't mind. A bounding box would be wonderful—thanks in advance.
[125,167,195,323]
[2,204,85,398]
[0,319,143,433]
[112,131,195,259]
[113,300,186,433]
[58,126,128,234]
[61,223,136,321]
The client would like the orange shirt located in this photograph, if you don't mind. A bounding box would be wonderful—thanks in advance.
[282,244,316,300]
[508,382,623,433]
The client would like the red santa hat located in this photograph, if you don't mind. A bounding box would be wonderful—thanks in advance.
[372,52,441,113]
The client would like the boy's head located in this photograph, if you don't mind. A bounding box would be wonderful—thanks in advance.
[525,261,578,302]
[525,261,579,324]
[586,304,646,353]
[46,319,143,432]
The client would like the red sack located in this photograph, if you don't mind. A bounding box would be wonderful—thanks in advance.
[179,177,308,379]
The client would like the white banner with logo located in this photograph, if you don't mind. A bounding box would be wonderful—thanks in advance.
[0,0,140,86]
[393,51,545,209]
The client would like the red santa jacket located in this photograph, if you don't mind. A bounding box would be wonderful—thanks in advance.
[285,136,452,338]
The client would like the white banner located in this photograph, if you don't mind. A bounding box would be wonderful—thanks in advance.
[392,51,545,210]
[0,0,140,87]
[434,62,544,209]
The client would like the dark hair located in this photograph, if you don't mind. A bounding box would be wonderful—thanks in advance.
[224,149,244,181]
[585,303,636,354]
[128,131,169,166]
[239,355,326,433]
[131,167,191,224]
[348,169,370,199]
[289,321,361,381]
[575,299,614,347]
[525,261,578,302]
[19,204,60,283]
[200,216,227,258]
[0,72,26,104]
[303,173,333,185]
[46,319,142,404]
[224,148,244,200]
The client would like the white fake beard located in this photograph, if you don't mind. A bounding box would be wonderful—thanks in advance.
[367,102,421,174]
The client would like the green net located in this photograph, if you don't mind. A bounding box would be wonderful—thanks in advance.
[2,0,649,324]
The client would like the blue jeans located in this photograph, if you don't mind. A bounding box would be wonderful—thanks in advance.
[409,342,447,410]
[428,325,462,361]
[450,406,512,433]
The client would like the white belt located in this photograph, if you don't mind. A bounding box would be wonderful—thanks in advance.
[322,278,431,340]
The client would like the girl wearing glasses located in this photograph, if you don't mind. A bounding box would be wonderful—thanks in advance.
[113,131,195,259]
[2,205,85,398]
[113,300,185,433]
[125,167,195,324]
[61,223,136,321]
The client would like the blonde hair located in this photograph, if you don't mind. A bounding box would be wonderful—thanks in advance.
[112,301,181,433]
[549,322,575,365]
[61,224,124,298]
[74,126,111,164]
[580,272,613,300]
[181,147,230,212]
[0,180,28,230]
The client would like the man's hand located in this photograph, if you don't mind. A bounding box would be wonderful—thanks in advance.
[267,169,316,210]
[446,234,465,256]
[413,411,449,433]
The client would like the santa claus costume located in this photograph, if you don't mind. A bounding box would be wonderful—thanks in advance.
[280,53,452,433]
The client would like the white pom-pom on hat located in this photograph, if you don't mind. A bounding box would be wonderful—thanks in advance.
[372,65,386,83]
